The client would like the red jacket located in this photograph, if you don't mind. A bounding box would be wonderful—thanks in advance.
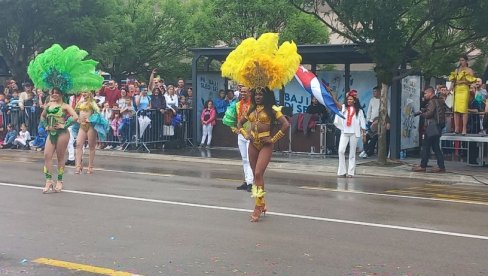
[201,107,216,126]
[100,86,121,108]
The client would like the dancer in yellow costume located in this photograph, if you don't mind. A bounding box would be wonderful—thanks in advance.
[221,33,300,222]
[449,55,476,135]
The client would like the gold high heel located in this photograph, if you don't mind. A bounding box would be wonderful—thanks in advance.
[54,181,63,192]
[87,166,94,174]
[250,197,266,222]
[75,166,82,174]
[42,180,53,194]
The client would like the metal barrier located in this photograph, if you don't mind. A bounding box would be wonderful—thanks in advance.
[1,105,42,137]
[97,108,194,153]
[1,105,194,152]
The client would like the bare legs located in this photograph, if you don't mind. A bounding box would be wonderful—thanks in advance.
[43,131,70,193]
[453,112,468,135]
[75,126,97,174]
[248,143,273,222]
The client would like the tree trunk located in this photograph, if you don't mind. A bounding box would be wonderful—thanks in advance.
[377,83,389,165]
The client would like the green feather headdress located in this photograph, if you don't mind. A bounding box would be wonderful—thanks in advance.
[27,44,103,94]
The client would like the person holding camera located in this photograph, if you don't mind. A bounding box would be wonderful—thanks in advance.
[413,87,446,173]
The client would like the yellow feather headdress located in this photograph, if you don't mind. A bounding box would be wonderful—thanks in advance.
[221,33,301,90]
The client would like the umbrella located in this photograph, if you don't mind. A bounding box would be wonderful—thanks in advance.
[138,115,151,138]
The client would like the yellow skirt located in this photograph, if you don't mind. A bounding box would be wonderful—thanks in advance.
[454,84,469,113]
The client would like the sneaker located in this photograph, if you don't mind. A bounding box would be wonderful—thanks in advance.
[105,145,113,150]
[115,146,123,150]
[359,151,366,158]
[246,184,252,192]
[236,182,248,190]
[65,160,75,166]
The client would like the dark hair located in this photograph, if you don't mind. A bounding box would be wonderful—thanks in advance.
[204,99,213,108]
[373,86,379,91]
[424,86,435,94]
[460,54,469,61]
[51,87,63,94]
[248,87,276,122]
[345,94,362,116]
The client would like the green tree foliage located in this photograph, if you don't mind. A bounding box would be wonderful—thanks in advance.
[187,0,329,46]
[291,0,488,163]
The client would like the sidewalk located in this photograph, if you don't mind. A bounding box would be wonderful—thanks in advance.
[95,147,488,186]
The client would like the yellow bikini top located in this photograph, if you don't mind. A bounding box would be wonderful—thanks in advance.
[246,105,283,124]
[75,100,99,113]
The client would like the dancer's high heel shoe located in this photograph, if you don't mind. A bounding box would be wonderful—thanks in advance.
[87,166,94,174]
[250,202,267,222]
[75,166,82,174]
[54,181,63,193]
[42,180,53,194]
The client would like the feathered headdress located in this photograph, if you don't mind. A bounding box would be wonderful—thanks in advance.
[221,33,301,90]
[27,44,103,94]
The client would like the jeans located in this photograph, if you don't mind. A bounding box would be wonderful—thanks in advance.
[420,134,445,169]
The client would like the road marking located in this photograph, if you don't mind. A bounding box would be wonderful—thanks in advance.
[216,178,241,182]
[2,182,488,241]
[300,186,488,206]
[93,168,173,177]
[32,258,142,275]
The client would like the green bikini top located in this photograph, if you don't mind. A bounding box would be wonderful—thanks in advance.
[46,105,65,126]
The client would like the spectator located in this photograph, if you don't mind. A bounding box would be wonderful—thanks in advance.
[367,86,381,126]
[0,124,17,149]
[116,89,130,110]
[164,85,179,113]
[135,89,151,111]
[199,99,216,148]
[186,87,193,108]
[7,89,21,130]
[109,112,123,150]
[0,94,7,112]
[94,90,106,108]
[150,87,166,111]
[306,96,329,123]
[30,124,47,151]
[13,123,31,149]
[225,90,235,104]
[413,87,446,173]
[18,82,33,110]
[214,89,229,118]
[176,78,187,97]
[100,80,121,108]
[334,91,367,177]
[179,95,189,109]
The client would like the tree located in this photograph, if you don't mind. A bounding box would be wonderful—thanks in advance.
[291,0,488,164]
[186,0,330,47]
[0,0,116,82]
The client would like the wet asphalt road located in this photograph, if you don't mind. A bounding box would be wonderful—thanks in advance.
[0,151,487,275]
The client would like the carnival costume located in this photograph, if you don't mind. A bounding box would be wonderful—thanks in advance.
[27,44,103,187]
[221,33,301,221]
[449,69,476,113]
[74,99,109,141]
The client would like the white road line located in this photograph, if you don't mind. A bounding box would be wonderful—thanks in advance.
[300,186,488,206]
[2,182,488,241]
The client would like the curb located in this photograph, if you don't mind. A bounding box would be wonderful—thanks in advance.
[94,150,484,185]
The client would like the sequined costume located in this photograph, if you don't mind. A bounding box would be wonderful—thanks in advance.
[74,100,109,140]
[245,105,283,150]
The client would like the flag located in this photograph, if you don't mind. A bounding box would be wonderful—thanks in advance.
[294,65,344,118]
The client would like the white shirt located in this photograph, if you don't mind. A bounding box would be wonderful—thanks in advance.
[165,94,178,109]
[334,105,366,138]
[367,97,380,122]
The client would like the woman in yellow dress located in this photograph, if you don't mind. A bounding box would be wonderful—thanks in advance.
[449,55,476,135]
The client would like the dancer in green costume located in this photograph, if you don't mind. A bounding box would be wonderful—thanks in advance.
[28,44,104,193]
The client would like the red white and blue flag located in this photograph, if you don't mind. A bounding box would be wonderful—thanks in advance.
[295,65,344,118]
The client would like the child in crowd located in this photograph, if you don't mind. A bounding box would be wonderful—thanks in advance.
[0,124,18,149]
[30,124,47,151]
[179,96,189,109]
[109,112,123,150]
[13,123,31,149]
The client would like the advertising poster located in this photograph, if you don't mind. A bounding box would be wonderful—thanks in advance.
[400,76,421,149]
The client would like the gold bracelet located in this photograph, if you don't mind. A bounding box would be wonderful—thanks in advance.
[270,130,285,144]
[239,128,249,139]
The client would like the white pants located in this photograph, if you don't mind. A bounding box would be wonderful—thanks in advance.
[238,134,254,185]
[338,133,358,176]
[67,126,75,161]
[200,124,213,146]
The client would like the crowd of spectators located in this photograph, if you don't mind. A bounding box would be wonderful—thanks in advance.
[0,73,194,151]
